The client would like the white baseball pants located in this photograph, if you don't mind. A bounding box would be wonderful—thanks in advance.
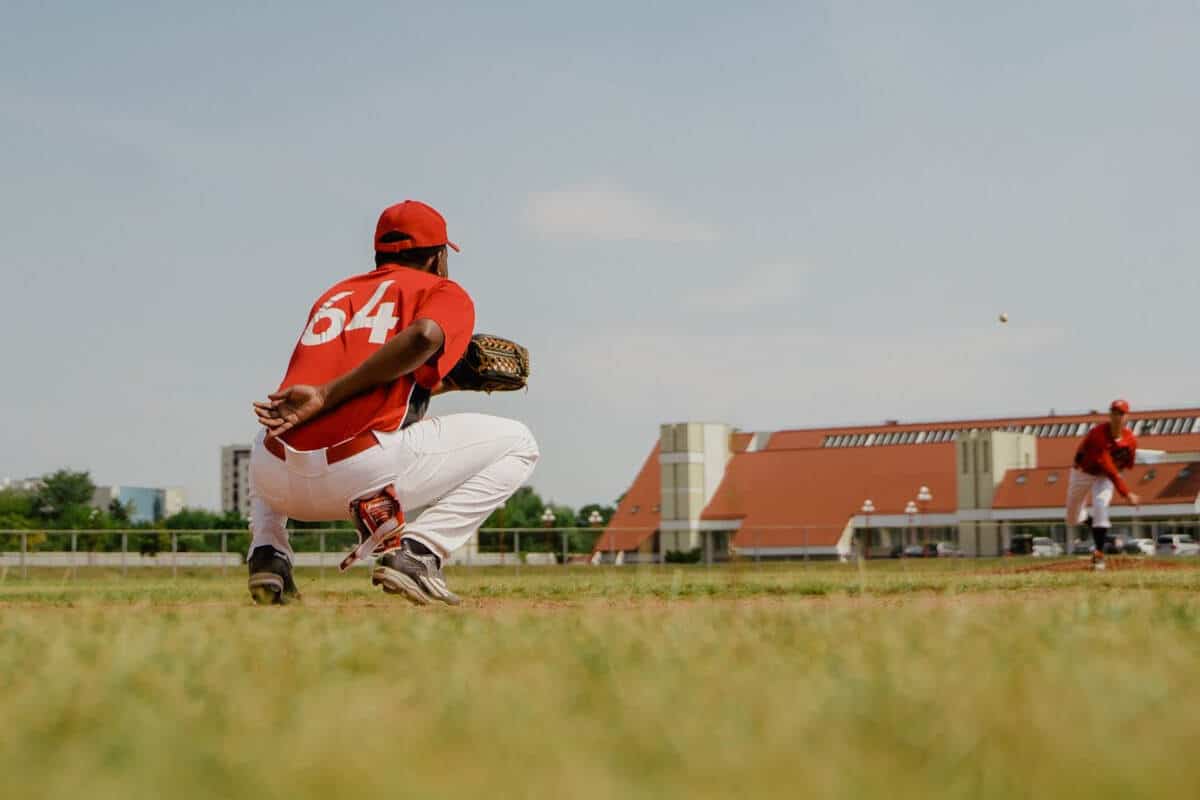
[1064,468,1115,528]
[248,413,539,562]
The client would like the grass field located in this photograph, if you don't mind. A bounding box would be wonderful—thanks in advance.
[3,559,1200,799]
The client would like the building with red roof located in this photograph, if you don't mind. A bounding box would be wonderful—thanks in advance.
[594,408,1200,561]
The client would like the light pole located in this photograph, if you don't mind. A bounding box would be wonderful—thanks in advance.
[860,499,875,560]
[904,501,918,555]
[917,485,933,549]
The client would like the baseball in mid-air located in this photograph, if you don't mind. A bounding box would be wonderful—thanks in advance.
[998,312,1009,324]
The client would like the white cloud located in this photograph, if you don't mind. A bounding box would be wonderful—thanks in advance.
[523,182,718,242]
[683,262,808,312]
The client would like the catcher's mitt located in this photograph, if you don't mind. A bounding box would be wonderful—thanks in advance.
[443,334,530,393]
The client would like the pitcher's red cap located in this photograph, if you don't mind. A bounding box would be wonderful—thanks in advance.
[1110,399,1130,414]
[374,201,460,253]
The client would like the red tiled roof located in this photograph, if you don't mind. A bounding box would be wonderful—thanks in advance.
[704,444,957,548]
[593,443,660,552]
[767,407,1200,443]
[1035,434,1200,468]
[730,432,754,453]
[598,408,1200,553]
[994,463,1200,509]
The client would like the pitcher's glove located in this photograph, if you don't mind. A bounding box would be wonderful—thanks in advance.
[442,334,530,393]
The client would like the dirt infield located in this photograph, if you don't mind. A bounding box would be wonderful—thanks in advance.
[1007,556,1188,573]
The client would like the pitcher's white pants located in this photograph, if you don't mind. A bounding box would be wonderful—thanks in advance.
[248,413,539,562]
[1064,468,1115,528]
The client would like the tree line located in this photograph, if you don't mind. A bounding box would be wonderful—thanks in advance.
[1,470,614,556]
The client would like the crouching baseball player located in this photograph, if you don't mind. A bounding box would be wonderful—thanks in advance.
[1065,399,1140,571]
[247,200,538,605]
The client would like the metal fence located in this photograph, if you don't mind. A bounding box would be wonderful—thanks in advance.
[2,516,1198,578]
[0,527,612,578]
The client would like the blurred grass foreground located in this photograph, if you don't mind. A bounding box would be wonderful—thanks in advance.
[2,561,1200,799]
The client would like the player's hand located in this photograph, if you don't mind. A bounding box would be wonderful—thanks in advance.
[1127,492,1141,507]
[253,384,327,438]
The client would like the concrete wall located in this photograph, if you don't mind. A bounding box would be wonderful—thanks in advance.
[956,430,1036,555]
[659,422,732,554]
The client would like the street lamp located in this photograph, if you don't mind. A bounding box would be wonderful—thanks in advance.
[904,501,918,555]
[587,510,603,527]
[917,485,933,548]
[860,499,875,560]
[541,507,556,528]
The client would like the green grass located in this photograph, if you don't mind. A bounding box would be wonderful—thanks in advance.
[2,561,1200,799]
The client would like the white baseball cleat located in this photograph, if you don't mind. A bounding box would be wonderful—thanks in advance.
[372,540,460,606]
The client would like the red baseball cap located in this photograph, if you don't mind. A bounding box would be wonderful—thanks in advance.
[1110,399,1130,414]
[374,200,460,254]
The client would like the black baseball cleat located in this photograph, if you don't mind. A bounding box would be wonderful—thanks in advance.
[372,539,460,606]
[247,545,300,605]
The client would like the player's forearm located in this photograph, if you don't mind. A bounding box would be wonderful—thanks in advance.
[322,320,445,409]
[1112,475,1131,498]
[1098,457,1130,498]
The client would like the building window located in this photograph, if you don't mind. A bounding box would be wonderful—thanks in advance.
[631,505,640,514]
[1047,473,1059,484]
[1142,470,1155,483]
[1016,474,1027,485]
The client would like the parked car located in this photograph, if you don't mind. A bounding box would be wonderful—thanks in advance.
[1155,535,1200,556]
[924,542,962,558]
[1031,537,1064,557]
[1130,538,1155,556]
[1070,538,1093,555]
[1009,536,1034,556]
[902,544,926,558]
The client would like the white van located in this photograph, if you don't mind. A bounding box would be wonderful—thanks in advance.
[1155,535,1200,556]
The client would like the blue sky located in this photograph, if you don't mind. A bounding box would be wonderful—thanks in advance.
[2,1,1197,510]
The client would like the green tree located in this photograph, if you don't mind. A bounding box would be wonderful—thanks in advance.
[108,498,132,524]
[0,489,36,528]
[160,507,251,555]
[575,503,615,527]
[34,469,95,519]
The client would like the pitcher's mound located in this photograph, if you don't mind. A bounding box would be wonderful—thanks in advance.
[1010,557,1188,574]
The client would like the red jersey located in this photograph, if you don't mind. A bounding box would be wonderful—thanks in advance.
[1074,423,1138,497]
[278,266,474,450]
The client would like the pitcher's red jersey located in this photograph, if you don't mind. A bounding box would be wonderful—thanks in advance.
[278,266,474,450]
[1073,423,1138,497]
